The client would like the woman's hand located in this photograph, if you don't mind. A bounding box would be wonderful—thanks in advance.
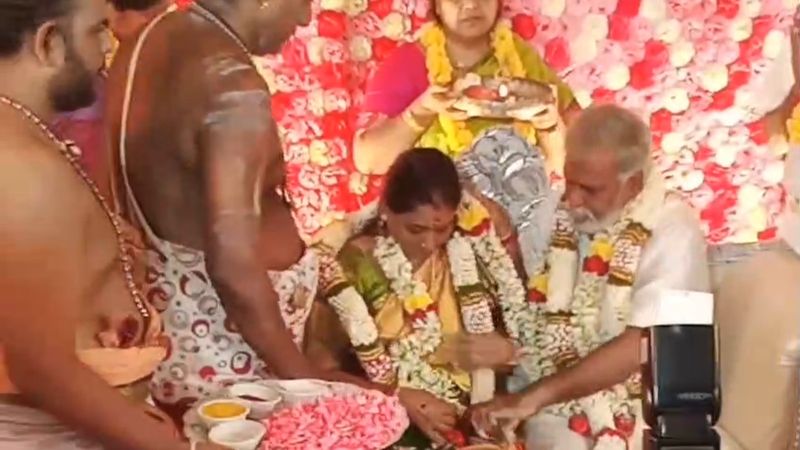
[409,84,458,121]
[398,387,459,445]
[440,332,519,370]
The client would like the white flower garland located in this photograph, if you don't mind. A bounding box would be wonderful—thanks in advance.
[522,170,668,449]
[326,194,533,407]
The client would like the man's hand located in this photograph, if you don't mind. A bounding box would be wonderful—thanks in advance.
[398,388,459,445]
[468,393,540,442]
[141,403,179,438]
[439,332,518,370]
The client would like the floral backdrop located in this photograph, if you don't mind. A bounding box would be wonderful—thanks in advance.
[255,0,797,244]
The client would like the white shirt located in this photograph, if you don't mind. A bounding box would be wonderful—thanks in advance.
[616,196,711,327]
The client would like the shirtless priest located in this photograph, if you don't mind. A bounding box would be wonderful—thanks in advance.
[469,105,711,450]
[0,0,222,449]
[105,0,375,421]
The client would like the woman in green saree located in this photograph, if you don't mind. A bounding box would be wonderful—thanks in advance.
[307,148,534,449]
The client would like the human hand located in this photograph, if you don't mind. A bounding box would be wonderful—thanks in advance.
[410,84,458,119]
[440,332,518,370]
[468,393,539,442]
[141,403,179,438]
[398,387,459,445]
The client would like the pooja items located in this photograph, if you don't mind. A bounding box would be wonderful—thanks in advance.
[452,74,555,120]
[226,383,281,419]
[184,380,408,450]
[208,420,266,450]
[197,399,250,428]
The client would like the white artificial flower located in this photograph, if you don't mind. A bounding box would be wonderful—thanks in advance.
[640,0,666,21]
[320,0,346,11]
[729,16,753,42]
[569,33,598,65]
[308,140,331,166]
[699,64,729,93]
[583,14,609,41]
[741,0,762,17]
[714,144,740,168]
[784,0,800,8]
[717,107,745,127]
[307,89,326,116]
[540,0,566,17]
[604,64,630,91]
[661,131,686,155]
[655,19,682,44]
[738,184,765,209]
[762,160,785,184]
[306,37,326,65]
[382,13,410,40]
[669,41,695,67]
[344,0,368,16]
[348,172,368,195]
[763,30,785,59]
[663,88,689,113]
[573,89,593,108]
[681,170,705,191]
[349,35,373,62]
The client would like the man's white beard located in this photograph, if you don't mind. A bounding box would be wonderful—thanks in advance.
[569,207,623,234]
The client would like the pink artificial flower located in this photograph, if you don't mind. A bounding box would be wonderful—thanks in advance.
[565,0,592,16]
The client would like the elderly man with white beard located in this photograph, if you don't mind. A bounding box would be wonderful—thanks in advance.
[469,104,711,450]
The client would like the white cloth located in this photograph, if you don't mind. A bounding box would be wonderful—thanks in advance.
[0,402,103,450]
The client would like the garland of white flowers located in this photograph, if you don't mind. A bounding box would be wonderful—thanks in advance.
[523,169,667,449]
[326,194,534,407]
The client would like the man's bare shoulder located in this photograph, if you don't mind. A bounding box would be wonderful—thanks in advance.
[0,140,87,239]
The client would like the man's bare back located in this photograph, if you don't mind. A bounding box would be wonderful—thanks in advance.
[106,10,303,270]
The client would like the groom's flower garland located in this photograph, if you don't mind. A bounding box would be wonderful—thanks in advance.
[523,170,667,449]
[326,195,533,407]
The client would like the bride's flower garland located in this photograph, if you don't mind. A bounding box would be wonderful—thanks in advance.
[326,194,534,407]
[523,170,667,449]
[418,22,537,158]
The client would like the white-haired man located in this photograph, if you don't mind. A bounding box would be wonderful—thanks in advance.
[470,104,711,450]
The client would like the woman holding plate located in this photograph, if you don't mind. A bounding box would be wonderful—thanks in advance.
[306,148,534,448]
[352,0,578,178]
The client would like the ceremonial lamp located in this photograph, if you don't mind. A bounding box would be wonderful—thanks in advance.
[641,290,721,450]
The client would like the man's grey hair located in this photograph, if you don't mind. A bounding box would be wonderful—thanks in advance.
[565,104,652,179]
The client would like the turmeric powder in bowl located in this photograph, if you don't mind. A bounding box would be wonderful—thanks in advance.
[197,399,251,428]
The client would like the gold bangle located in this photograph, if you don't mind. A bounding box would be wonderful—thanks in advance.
[401,109,427,133]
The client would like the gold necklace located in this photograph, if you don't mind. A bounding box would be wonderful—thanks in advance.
[0,96,149,320]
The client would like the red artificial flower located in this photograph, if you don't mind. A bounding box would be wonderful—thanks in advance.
[270,92,294,122]
[595,427,629,446]
[629,60,657,90]
[512,14,537,40]
[694,145,714,163]
[322,111,351,139]
[592,87,616,104]
[758,227,777,241]
[544,37,571,71]
[314,62,344,88]
[615,0,641,16]
[527,289,547,304]
[368,0,394,18]
[372,37,399,61]
[727,66,751,90]
[702,164,734,191]
[281,38,310,68]
[746,120,769,146]
[649,109,673,135]
[568,412,592,437]
[174,0,194,10]
[644,39,669,66]
[583,255,610,276]
[608,15,632,41]
[411,13,429,32]
[614,413,636,438]
[317,10,348,40]
[709,86,736,111]
[715,0,739,19]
